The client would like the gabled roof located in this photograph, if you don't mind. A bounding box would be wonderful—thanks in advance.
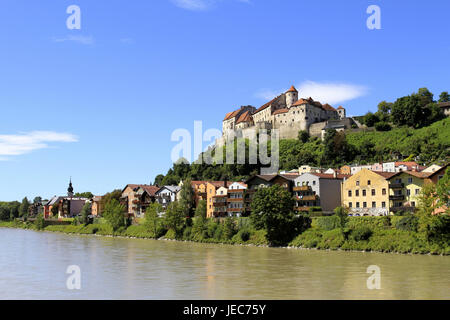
[286,85,298,93]
[235,110,253,124]
[386,170,433,180]
[427,163,449,179]
[223,109,241,121]
[273,108,289,115]
[322,104,337,112]
[337,106,345,110]
[155,185,181,195]
[254,96,281,114]
[141,185,161,196]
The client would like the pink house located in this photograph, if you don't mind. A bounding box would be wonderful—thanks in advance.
[371,163,383,172]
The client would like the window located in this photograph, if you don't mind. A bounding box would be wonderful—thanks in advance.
[313,181,316,186]
[371,189,376,196]
[368,180,371,185]
[372,202,376,208]
[382,188,387,195]
[356,181,360,186]
[396,178,402,183]
[356,202,360,208]
[355,190,359,197]
[407,189,411,196]
[348,190,352,197]
[408,177,413,184]
[412,201,416,207]
[349,202,352,208]
[382,202,386,208]
[362,190,366,197]
[363,202,367,208]
[415,189,420,195]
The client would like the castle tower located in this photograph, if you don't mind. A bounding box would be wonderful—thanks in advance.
[337,106,346,119]
[67,178,74,197]
[286,85,298,108]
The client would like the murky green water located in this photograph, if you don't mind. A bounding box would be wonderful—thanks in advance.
[0,228,448,299]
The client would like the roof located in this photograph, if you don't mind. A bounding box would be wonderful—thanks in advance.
[292,97,322,108]
[374,172,398,179]
[395,161,419,167]
[207,181,233,188]
[322,104,337,112]
[286,85,298,93]
[337,106,345,110]
[386,171,433,180]
[427,163,449,179]
[140,185,161,196]
[223,109,241,121]
[273,108,289,115]
[254,97,277,114]
[155,185,181,195]
[93,196,103,202]
[438,101,450,108]
[310,173,351,180]
[235,110,252,124]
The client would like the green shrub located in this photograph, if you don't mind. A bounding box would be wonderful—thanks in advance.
[317,229,345,249]
[395,215,419,232]
[350,226,373,241]
[313,216,341,231]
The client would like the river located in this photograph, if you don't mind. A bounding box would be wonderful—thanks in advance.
[0,228,448,299]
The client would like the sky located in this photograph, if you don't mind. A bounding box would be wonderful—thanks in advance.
[0,0,449,201]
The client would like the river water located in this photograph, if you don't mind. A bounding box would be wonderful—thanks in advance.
[0,228,448,300]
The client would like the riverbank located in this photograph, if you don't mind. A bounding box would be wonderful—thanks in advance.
[1,218,449,255]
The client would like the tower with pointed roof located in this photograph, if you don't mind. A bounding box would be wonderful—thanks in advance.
[67,178,74,197]
[337,106,346,119]
[285,85,298,108]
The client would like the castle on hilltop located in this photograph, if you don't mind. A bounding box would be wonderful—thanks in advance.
[220,85,357,143]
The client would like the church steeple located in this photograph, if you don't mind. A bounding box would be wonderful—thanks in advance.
[67,177,74,197]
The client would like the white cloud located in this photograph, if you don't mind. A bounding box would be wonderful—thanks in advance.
[255,81,368,105]
[0,131,78,160]
[52,35,94,45]
[171,0,250,11]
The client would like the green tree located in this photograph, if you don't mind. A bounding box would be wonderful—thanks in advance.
[223,217,237,240]
[179,178,195,217]
[333,206,349,229]
[74,192,94,199]
[438,91,450,103]
[34,214,46,230]
[363,112,380,127]
[321,129,355,166]
[164,202,185,238]
[145,202,163,237]
[0,205,9,221]
[100,189,122,208]
[103,199,126,231]
[251,185,309,245]
[51,203,59,217]
[298,130,310,143]
[19,197,30,218]
[33,196,42,204]
[79,202,92,225]
[192,200,207,240]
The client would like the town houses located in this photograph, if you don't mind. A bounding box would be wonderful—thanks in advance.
[37,162,448,221]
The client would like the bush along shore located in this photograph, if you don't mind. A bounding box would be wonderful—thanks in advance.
[1,214,448,255]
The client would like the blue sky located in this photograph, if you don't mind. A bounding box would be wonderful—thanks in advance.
[0,0,449,201]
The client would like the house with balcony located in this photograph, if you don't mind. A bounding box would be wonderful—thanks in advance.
[293,172,349,214]
[387,171,433,214]
[226,182,248,217]
[206,181,232,218]
[342,169,395,216]
[121,184,160,218]
[155,186,181,210]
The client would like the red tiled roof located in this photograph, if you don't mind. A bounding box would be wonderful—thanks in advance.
[322,103,337,112]
[273,108,289,115]
[223,109,241,121]
[286,85,298,93]
[141,185,160,196]
[254,97,277,114]
[235,111,252,124]
[374,172,398,179]
[337,106,345,110]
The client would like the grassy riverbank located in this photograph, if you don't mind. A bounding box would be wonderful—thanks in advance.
[1,216,449,255]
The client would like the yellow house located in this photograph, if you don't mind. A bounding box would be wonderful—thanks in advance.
[387,171,431,214]
[342,169,394,216]
[206,182,229,218]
